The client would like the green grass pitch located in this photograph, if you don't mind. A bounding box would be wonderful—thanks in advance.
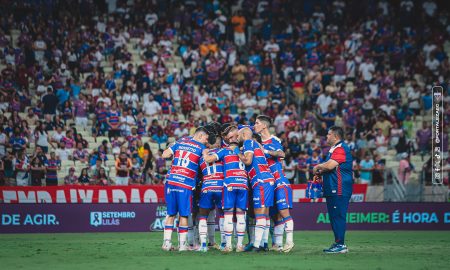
[1,231,449,270]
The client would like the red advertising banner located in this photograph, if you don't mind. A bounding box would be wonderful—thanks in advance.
[0,185,165,204]
[0,184,368,204]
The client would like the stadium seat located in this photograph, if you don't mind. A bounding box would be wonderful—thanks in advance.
[96,136,109,143]
[386,161,399,169]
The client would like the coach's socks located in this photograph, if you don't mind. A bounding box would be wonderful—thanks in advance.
[273,219,284,247]
[284,216,294,244]
[224,211,234,248]
[178,226,189,250]
[207,210,216,245]
[236,211,246,247]
[253,214,266,248]
[198,215,208,247]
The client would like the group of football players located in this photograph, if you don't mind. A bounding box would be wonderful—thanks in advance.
[161,115,294,253]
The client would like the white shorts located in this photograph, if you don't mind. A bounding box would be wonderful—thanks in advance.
[115,176,129,186]
[76,117,88,128]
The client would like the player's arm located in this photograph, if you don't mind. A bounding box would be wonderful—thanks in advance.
[264,137,286,158]
[238,141,254,166]
[313,147,346,175]
[238,151,253,166]
[161,148,173,159]
[202,149,219,163]
[264,148,285,158]
[161,141,177,159]
[313,159,338,175]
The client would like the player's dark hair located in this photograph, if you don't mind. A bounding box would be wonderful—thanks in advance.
[329,126,344,140]
[208,121,222,136]
[197,126,217,145]
[256,115,272,126]
[195,126,208,135]
[221,122,237,136]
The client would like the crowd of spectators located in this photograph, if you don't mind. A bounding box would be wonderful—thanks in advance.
[0,0,449,187]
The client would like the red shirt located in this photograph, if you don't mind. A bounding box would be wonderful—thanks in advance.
[182,93,193,112]
[285,120,297,131]
[210,104,221,114]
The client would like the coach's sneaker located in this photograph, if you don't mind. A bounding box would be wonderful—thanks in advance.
[162,241,173,251]
[197,243,208,252]
[282,242,295,253]
[323,244,348,254]
[323,243,337,252]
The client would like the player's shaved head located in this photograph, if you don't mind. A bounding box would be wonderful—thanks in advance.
[238,127,253,141]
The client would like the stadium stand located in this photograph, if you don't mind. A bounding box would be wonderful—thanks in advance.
[0,0,448,193]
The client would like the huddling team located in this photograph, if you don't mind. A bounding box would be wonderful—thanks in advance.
[161,115,294,253]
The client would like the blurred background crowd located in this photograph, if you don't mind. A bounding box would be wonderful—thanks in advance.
[0,0,448,187]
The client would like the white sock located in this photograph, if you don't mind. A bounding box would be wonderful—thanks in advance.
[262,217,270,247]
[248,218,255,245]
[178,226,188,247]
[236,212,246,247]
[274,220,284,247]
[254,215,265,248]
[224,212,233,248]
[207,210,216,245]
[163,223,173,243]
[219,215,225,245]
[284,216,294,244]
[198,216,208,246]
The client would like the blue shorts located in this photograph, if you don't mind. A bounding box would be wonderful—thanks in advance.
[223,187,248,210]
[275,184,293,210]
[165,184,193,217]
[199,189,223,210]
[253,182,274,209]
[269,184,293,216]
